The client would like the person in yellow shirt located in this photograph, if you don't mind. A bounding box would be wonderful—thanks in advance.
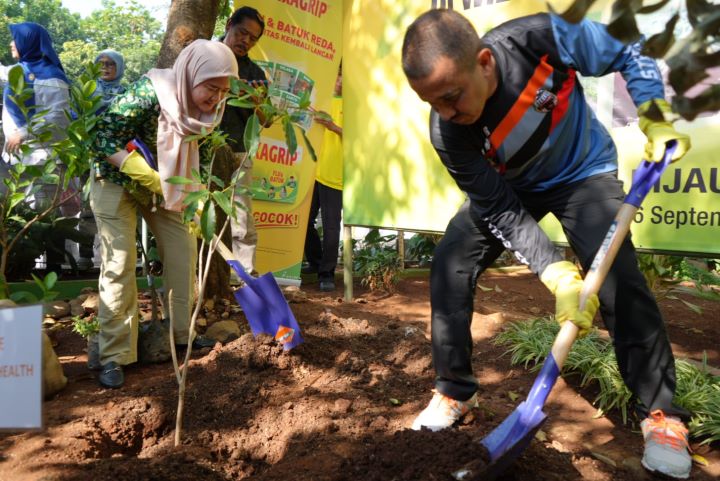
[304,64,342,291]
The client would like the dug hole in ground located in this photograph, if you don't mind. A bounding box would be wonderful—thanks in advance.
[0,267,718,480]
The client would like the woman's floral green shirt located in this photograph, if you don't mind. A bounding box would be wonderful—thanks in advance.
[93,76,160,188]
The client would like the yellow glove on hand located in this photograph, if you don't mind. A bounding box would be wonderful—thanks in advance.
[119,150,162,194]
[540,260,599,337]
[638,99,691,163]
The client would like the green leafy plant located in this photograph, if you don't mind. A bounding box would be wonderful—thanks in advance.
[637,254,720,313]
[353,229,401,292]
[664,258,720,313]
[71,314,100,337]
[226,78,318,164]
[637,253,677,292]
[495,317,720,442]
[4,205,91,280]
[0,61,102,299]
[8,271,60,304]
[405,233,440,266]
[674,257,720,288]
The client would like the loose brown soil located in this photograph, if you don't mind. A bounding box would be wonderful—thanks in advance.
[1,268,719,481]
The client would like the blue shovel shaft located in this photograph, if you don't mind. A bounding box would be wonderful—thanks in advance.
[480,141,676,466]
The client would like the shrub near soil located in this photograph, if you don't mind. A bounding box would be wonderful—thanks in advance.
[495,317,720,443]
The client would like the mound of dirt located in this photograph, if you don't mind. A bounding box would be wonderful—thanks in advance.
[1,269,718,480]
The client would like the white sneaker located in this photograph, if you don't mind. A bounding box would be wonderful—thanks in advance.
[640,410,692,479]
[411,389,478,431]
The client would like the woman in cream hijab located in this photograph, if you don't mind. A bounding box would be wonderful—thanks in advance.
[90,39,239,389]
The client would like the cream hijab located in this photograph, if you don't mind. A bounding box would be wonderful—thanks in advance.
[146,39,238,211]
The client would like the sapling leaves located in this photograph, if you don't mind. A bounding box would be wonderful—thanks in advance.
[166,176,195,185]
[227,97,256,109]
[301,129,317,162]
[283,116,298,156]
[200,201,216,243]
[243,113,261,159]
[211,191,232,217]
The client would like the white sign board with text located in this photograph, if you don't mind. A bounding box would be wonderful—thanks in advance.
[0,305,42,429]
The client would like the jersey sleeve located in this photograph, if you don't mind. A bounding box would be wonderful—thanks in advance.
[549,13,665,106]
[430,114,563,275]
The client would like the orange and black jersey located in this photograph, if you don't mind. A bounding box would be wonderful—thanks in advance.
[430,13,665,275]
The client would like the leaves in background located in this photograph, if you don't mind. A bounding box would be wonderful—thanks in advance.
[642,13,679,58]
[637,0,673,15]
[673,85,720,121]
[549,0,599,24]
[686,0,718,27]
[607,0,642,43]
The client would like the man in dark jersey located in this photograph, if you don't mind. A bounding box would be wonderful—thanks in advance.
[402,9,691,479]
[221,6,268,274]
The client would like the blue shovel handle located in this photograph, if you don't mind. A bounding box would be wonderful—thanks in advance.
[524,140,677,409]
[228,260,255,284]
[625,140,676,207]
[126,137,157,171]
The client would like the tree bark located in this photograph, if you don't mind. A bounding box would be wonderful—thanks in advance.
[156,0,222,68]
[202,145,239,301]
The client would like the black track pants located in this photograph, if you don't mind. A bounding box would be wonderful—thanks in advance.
[304,181,342,281]
[431,172,689,420]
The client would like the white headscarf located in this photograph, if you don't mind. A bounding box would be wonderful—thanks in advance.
[146,39,238,211]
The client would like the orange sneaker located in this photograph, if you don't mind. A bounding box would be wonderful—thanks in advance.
[640,410,691,479]
[411,389,478,432]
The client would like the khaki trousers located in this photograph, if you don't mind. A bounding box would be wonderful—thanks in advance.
[90,179,196,366]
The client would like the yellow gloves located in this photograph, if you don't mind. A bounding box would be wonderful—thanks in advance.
[638,99,691,163]
[540,260,600,337]
[119,150,162,194]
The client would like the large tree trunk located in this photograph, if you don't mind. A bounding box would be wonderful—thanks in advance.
[202,145,238,301]
[156,0,222,68]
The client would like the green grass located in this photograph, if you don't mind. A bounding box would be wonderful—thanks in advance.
[494,317,720,443]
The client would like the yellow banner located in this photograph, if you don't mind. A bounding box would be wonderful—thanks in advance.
[343,1,553,231]
[238,0,344,282]
[343,1,720,255]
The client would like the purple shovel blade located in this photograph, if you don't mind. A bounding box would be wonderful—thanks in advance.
[480,352,561,470]
[229,260,303,350]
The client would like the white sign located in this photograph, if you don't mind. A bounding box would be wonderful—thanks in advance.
[0,304,43,429]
